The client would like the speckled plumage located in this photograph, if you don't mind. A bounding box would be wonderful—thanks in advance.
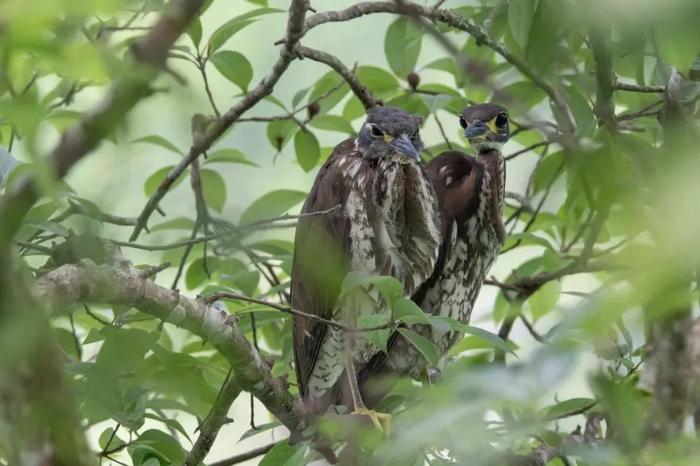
[385,103,509,377]
[291,107,441,411]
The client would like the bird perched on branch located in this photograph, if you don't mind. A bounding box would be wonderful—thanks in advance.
[291,106,441,430]
[385,103,510,377]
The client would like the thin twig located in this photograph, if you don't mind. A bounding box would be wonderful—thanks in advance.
[204,291,394,332]
[209,442,279,466]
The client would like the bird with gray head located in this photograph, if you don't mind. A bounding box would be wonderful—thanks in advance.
[356,106,424,161]
[291,105,441,432]
[379,103,511,380]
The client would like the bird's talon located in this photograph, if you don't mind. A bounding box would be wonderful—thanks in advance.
[352,408,391,434]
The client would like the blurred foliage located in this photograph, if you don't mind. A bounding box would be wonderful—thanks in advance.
[1,0,700,465]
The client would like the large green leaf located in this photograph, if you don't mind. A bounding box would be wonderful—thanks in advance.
[207,19,257,54]
[200,168,227,212]
[204,148,259,167]
[397,328,439,367]
[384,17,422,77]
[131,135,183,156]
[357,66,400,96]
[508,0,539,50]
[308,114,355,135]
[143,166,187,197]
[294,128,320,172]
[542,397,596,420]
[526,280,561,320]
[259,442,297,466]
[393,297,431,325]
[210,50,253,92]
[239,189,307,226]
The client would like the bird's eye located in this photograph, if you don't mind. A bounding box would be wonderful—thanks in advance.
[459,116,467,129]
[410,131,419,140]
[495,113,508,128]
[369,124,384,138]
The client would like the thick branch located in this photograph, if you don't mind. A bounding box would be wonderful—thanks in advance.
[296,45,381,109]
[129,0,310,241]
[34,261,301,433]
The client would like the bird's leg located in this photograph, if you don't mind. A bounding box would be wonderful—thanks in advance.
[342,334,391,433]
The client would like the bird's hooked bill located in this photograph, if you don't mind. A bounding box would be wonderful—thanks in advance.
[390,133,420,161]
[464,121,489,139]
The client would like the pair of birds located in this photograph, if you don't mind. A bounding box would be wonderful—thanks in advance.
[291,103,510,430]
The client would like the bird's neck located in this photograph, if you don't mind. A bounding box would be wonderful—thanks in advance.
[477,149,505,206]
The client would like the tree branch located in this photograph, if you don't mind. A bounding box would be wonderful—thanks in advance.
[296,45,381,109]
[33,261,302,434]
[129,0,310,241]
[303,1,576,136]
[209,442,278,466]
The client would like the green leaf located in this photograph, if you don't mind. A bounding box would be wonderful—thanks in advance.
[393,297,431,325]
[205,148,260,167]
[96,328,158,374]
[463,325,517,355]
[239,421,281,441]
[185,256,220,289]
[384,17,422,77]
[397,328,439,367]
[210,50,253,92]
[356,66,399,96]
[200,168,227,212]
[260,442,297,466]
[526,280,561,320]
[308,115,355,135]
[532,151,565,193]
[187,17,202,48]
[144,166,187,197]
[358,313,391,351]
[308,71,349,114]
[267,119,297,151]
[508,0,538,49]
[150,217,195,232]
[294,128,320,172]
[340,272,404,306]
[98,427,126,451]
[239,189,307,226]
[500,81,547,111]
[207,19,256,54]
[136,429,186,464]
[131,135,183,156]
[542,397,596,420]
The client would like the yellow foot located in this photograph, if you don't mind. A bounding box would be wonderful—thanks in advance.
[352,407,391,433]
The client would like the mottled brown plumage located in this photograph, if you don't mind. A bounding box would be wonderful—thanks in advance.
[291,107,441,417]
[385,103,509,376]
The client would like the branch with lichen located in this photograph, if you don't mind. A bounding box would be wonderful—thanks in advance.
[33,260,303,433]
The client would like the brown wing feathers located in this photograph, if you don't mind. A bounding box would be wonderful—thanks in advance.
[291,140,354,397]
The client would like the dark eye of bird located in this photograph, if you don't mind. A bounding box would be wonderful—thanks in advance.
[410,132,419,140]
[369,125,384,137]
[459,116,467,129]
[495,113,508,128]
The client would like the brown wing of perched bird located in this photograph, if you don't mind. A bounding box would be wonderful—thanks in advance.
[291,140,353,401]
